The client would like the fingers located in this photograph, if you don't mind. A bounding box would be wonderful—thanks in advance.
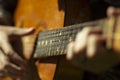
[87,35,106,58]
[0,64,24,78]
[9,52,27,71]
[107,7,120,17]
[0,31,27,71]
[0,26,32,78]
[73,27,102,54]
[66,42,74,60]
[0,50,24,78]
[73,27,92,53]
[0,26,35,36]
[66,27,92,60]
[9,27,35,36]
[0,31,16,55]
[4,63,25,78]
[87,35,97,58]
[0,50,8,70]
[66,27,105,60]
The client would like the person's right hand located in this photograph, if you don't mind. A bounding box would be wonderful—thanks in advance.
[0,26,34,78]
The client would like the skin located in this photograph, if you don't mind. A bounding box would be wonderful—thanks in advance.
[0,7,119,79]
[66,7,120,73]
[0,26,35,78]
[66,7,120,60]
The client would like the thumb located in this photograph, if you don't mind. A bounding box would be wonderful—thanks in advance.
[9,27,35,36]
[0,26,35,36]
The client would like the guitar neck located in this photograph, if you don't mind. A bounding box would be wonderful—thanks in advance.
[34,17,115,58]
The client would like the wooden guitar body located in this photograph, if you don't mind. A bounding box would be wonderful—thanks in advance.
[13,0,91,80]
[1,0,120,80]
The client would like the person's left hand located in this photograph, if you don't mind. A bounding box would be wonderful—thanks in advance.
[66,7,120,73]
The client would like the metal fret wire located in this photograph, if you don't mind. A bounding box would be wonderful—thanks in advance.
[34,19,103,58]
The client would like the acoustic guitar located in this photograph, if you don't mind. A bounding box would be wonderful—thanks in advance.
[14,0,90,80]
[2,0,120,80]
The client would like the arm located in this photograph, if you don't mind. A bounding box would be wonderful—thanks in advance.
[66,7,120,73]
[0,26,40,80]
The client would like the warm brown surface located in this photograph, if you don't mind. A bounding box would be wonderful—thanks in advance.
[14,0,65,80]
[113,16,120,52]
[2,0,91,80]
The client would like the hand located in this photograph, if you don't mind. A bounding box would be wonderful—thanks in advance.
[66,7,120,73]
[0,26,35,78]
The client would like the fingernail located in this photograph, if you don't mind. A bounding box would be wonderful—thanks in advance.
[67,52,72,60]
[26,28,35,32]
[87,47,95,58]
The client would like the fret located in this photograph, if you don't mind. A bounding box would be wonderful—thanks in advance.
[68,37,72,42]
[48,47,51,56]
[34,19,105,58]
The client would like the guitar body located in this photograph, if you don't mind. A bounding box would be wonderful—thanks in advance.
[13,0,90,80]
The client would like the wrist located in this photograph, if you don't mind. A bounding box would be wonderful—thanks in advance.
[72,51,120,74]
[21,60,40,80]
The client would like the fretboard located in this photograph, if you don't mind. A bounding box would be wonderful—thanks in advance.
[34,19,105,58]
